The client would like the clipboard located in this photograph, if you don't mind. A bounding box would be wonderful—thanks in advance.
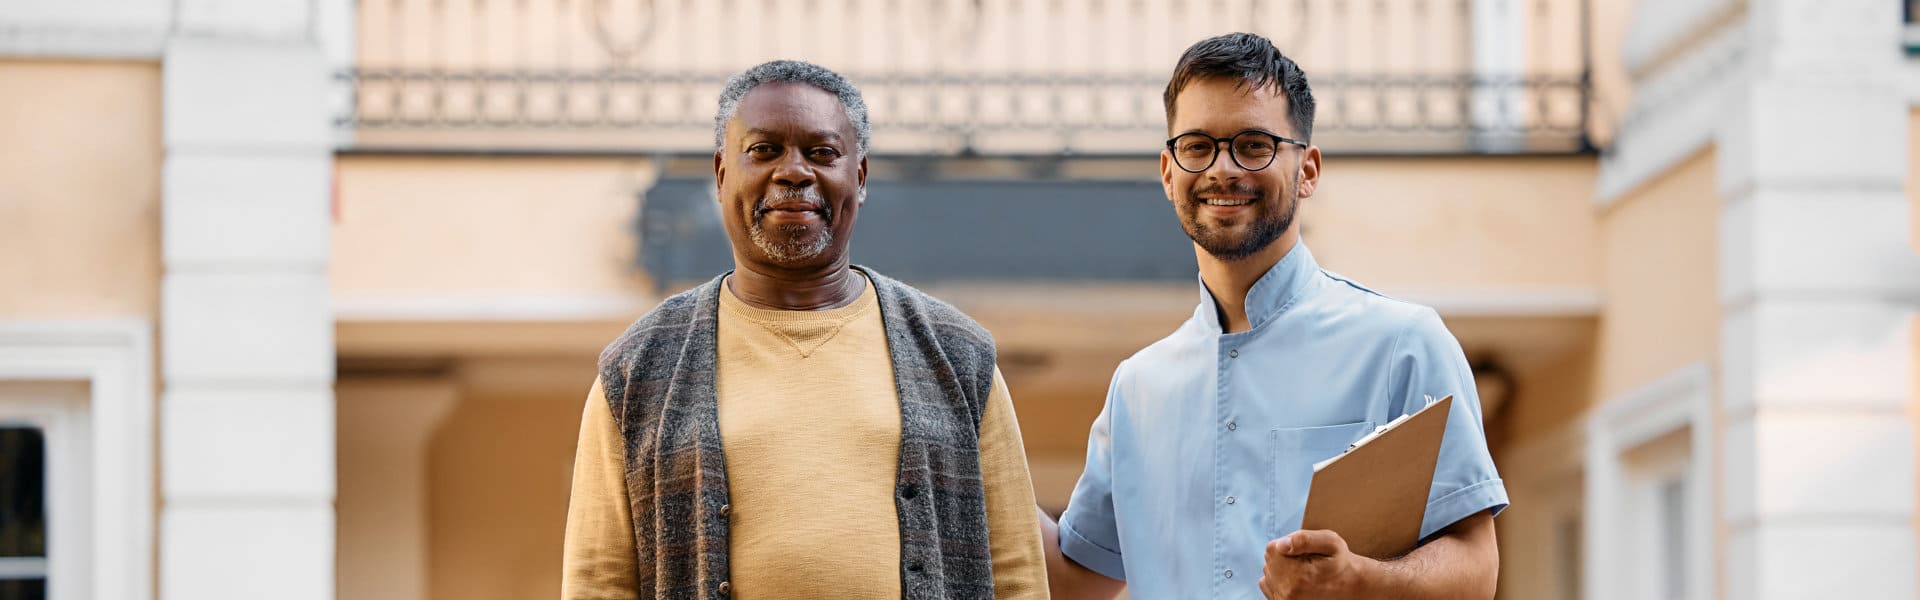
[1299,395,1452,560]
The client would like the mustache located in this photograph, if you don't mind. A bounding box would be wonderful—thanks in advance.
[1188,182,1265,199]
[753,186,831,220]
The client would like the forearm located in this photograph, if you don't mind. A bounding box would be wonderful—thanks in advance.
[1364,511,1498,599]
[1037,507,1125,600]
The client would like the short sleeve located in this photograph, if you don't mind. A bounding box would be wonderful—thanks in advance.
[1390,308,1510,540]
[1056,363,1129,581]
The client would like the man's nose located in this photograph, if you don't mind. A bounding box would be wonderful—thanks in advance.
[770,151,815,189]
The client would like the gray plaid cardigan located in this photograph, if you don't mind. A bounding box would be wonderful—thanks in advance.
[596,266,1000,599]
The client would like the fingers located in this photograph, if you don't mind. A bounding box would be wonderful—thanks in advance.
[1266,537,1290,561]
[1272,530,1346,557]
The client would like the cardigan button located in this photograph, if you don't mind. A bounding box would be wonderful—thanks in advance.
[720,504,731,517]
[902,485,919,499]
[718,581,731,595]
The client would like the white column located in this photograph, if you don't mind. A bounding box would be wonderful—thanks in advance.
[1716,1,1920,598]
[159,1,337,598]
[337,379,458,600]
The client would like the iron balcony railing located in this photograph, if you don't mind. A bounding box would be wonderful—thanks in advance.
[335,0,1594,156]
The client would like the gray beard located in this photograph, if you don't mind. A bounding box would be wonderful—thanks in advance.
[748,186,839,264]
[749,221,833,263]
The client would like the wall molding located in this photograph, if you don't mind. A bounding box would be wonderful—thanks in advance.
[0,23,170,58]
[333,294,656,322]
[0,319,155,600]
[1595,15,1747,206]
[1620,0,1743,79]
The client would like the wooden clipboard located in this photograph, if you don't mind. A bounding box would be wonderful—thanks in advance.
[1299,395,1452,560]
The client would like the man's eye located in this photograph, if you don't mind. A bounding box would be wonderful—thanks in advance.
[809,147,841,159]
[747,144,779,156]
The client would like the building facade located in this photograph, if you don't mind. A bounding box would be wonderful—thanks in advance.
[0,1,1914,598]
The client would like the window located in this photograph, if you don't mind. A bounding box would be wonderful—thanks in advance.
[0,427,47,600]
[1585,364,1713,600]
[0,382,90,600]
[0,321,153,600]
[1623,430,1693,600]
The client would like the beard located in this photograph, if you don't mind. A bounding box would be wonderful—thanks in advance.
[747,186,836,264]
[1177,176,1298,261]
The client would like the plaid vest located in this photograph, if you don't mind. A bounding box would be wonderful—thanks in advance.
[596,266,999,599]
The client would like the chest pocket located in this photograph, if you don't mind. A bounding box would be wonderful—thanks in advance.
[1268,421,1374,536]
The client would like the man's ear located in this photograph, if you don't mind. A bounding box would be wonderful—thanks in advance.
[712,149,726,200]
[1296,145,1322,199]
[857,153,868,206]
[1160,151,1177,204]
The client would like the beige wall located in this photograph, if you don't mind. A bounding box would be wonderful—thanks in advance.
[1593,149,1719,402]
[424,358,593,600]
[1489,148,1717,600]
[0,60,162,319]
[1910,108,1920,578]
[338,379,459,600]
[1304,156,1601,291]
[332,156,658,301]
[1910,108,1920,255]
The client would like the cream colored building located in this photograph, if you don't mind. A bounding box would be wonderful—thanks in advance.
[0,0,1916,599]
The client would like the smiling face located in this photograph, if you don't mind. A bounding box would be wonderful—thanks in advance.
[713,81,868,271]
[1161,76,1320,262]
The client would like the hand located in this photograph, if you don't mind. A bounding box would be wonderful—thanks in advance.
[1258,530,1376,599]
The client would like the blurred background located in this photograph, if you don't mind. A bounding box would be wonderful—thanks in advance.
[0,0,1916,598]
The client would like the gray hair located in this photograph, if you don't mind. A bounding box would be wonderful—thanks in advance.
[713,60,871,155]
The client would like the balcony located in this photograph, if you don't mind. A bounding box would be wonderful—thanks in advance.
[335,0,1596,156]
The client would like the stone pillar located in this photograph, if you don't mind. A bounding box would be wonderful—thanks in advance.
[1717,1,1920,598]
[158,1,336,597]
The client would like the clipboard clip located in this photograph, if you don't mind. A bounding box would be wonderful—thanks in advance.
[1346,394,1446,452]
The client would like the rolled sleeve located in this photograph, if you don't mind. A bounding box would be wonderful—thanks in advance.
[1421,479,1509,540]
[1391,308,1511,541]
[1057,366,1128,581]
[1058,517,1127,581]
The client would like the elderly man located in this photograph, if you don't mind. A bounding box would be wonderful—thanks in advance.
[562,60,1048,599]
[1039,33,1506,599]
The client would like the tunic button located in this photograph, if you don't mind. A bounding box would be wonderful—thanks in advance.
[1226,496,1236,505]
[1224,568,1234,579]
[1228,349,1239,358]
[1227,421,1237,431]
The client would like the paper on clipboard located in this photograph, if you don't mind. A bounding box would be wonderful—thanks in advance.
[1299,395,1452,560]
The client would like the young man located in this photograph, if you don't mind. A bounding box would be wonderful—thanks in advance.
[562,60,1048,599]
[1040,33,1506,600]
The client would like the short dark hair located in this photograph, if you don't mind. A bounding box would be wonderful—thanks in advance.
[1162,32,1316,142]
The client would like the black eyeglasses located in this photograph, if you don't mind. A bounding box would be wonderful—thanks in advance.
[1165,131,1308,173]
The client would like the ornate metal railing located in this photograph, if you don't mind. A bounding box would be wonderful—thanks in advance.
[335,0,1593,156]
